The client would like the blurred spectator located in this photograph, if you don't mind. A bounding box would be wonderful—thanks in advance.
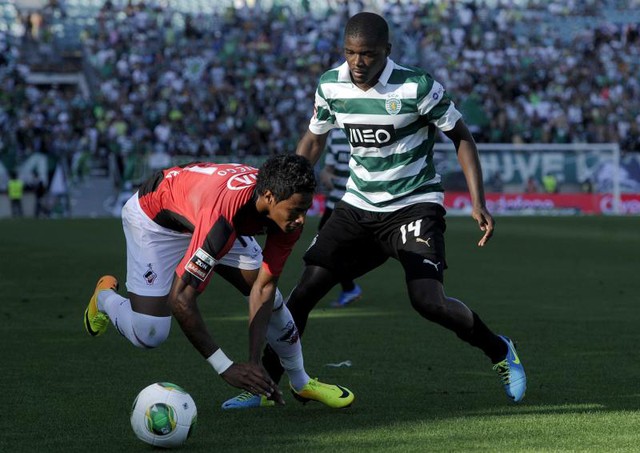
[31,170,49,218]
[542,173,559,194]
[581,178,594,194]
[488,171,504,192]
[525,177,539,193]
[621,123,640,154]
[8,171,25,217]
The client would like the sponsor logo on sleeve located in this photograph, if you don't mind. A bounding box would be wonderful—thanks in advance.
[185,248,217,281]
[432,84,444,101]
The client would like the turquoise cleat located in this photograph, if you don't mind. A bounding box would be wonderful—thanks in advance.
[221,391,275,410]
[492,335,526,402]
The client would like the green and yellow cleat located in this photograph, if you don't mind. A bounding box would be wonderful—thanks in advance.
[83,275,118,337]
[290,378,354,408]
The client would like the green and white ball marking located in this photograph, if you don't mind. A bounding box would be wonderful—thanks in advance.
[130,382,197,448]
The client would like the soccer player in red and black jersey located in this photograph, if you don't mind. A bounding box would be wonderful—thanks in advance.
[84,154,354,408]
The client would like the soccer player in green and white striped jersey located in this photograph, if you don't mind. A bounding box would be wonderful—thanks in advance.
[252,12,526,406]
[319,129,362,307]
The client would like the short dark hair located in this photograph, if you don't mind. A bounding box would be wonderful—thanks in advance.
[255,154,316,202]
[345,12,389,45]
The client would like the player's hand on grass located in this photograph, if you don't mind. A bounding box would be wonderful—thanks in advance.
[221,363,284,404]
[472,206,495,247]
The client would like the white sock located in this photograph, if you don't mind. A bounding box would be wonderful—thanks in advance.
[265,290,310,391]
[97,290,171,349]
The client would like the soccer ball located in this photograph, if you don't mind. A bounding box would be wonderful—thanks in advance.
[130,382,197,448]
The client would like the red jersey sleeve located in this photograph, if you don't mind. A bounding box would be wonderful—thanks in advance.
[261,227,303,276]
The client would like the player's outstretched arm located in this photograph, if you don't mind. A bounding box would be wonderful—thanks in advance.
[248,267,278,363]
[168,277,220,359]
[243,267,285,404]
[296,130,329,165]
[444,119,495,247]
[168,277,281,401]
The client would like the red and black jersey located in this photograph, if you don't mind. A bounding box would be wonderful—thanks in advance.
[137,162,301,292]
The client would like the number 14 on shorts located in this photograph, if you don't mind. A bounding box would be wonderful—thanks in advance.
[400,220,422,244]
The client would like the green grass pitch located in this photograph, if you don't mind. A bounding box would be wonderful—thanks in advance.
[2,215,639,452]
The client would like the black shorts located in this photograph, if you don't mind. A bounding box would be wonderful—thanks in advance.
[304,201,447,282]
[318,206,334,230]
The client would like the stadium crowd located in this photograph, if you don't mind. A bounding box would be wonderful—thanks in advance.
[0,28,93,182]
[1,0,639,184]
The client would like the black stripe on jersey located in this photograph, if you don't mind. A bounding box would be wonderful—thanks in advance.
[203,216,234,258]
[153,210,194,233]
[138,170,166,197]
[138,162,204,197]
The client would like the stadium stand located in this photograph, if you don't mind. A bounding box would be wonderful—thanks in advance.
[0,0,639,217]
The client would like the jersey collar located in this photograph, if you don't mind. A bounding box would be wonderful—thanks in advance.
[338,58,394,87]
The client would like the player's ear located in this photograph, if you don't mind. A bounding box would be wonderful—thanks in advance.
[263,190,276,206]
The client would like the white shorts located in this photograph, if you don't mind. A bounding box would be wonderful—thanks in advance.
[122,194,263,296]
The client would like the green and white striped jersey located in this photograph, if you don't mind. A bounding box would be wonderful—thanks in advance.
[323,129,351,209]
[309,58,462,212]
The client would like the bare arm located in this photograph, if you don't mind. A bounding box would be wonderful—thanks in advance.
[247,267,278,363]
[169,276,280,400]
[169,277,218,357]
[296,129,329,165]
[443,119,495,247]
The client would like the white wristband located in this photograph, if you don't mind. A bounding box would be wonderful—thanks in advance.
[207,349,234,375]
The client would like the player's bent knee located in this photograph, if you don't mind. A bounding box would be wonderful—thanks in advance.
[408,287,448,321]
[407,279,444,307]
[131,312,171,349]
[288,265,337,310]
